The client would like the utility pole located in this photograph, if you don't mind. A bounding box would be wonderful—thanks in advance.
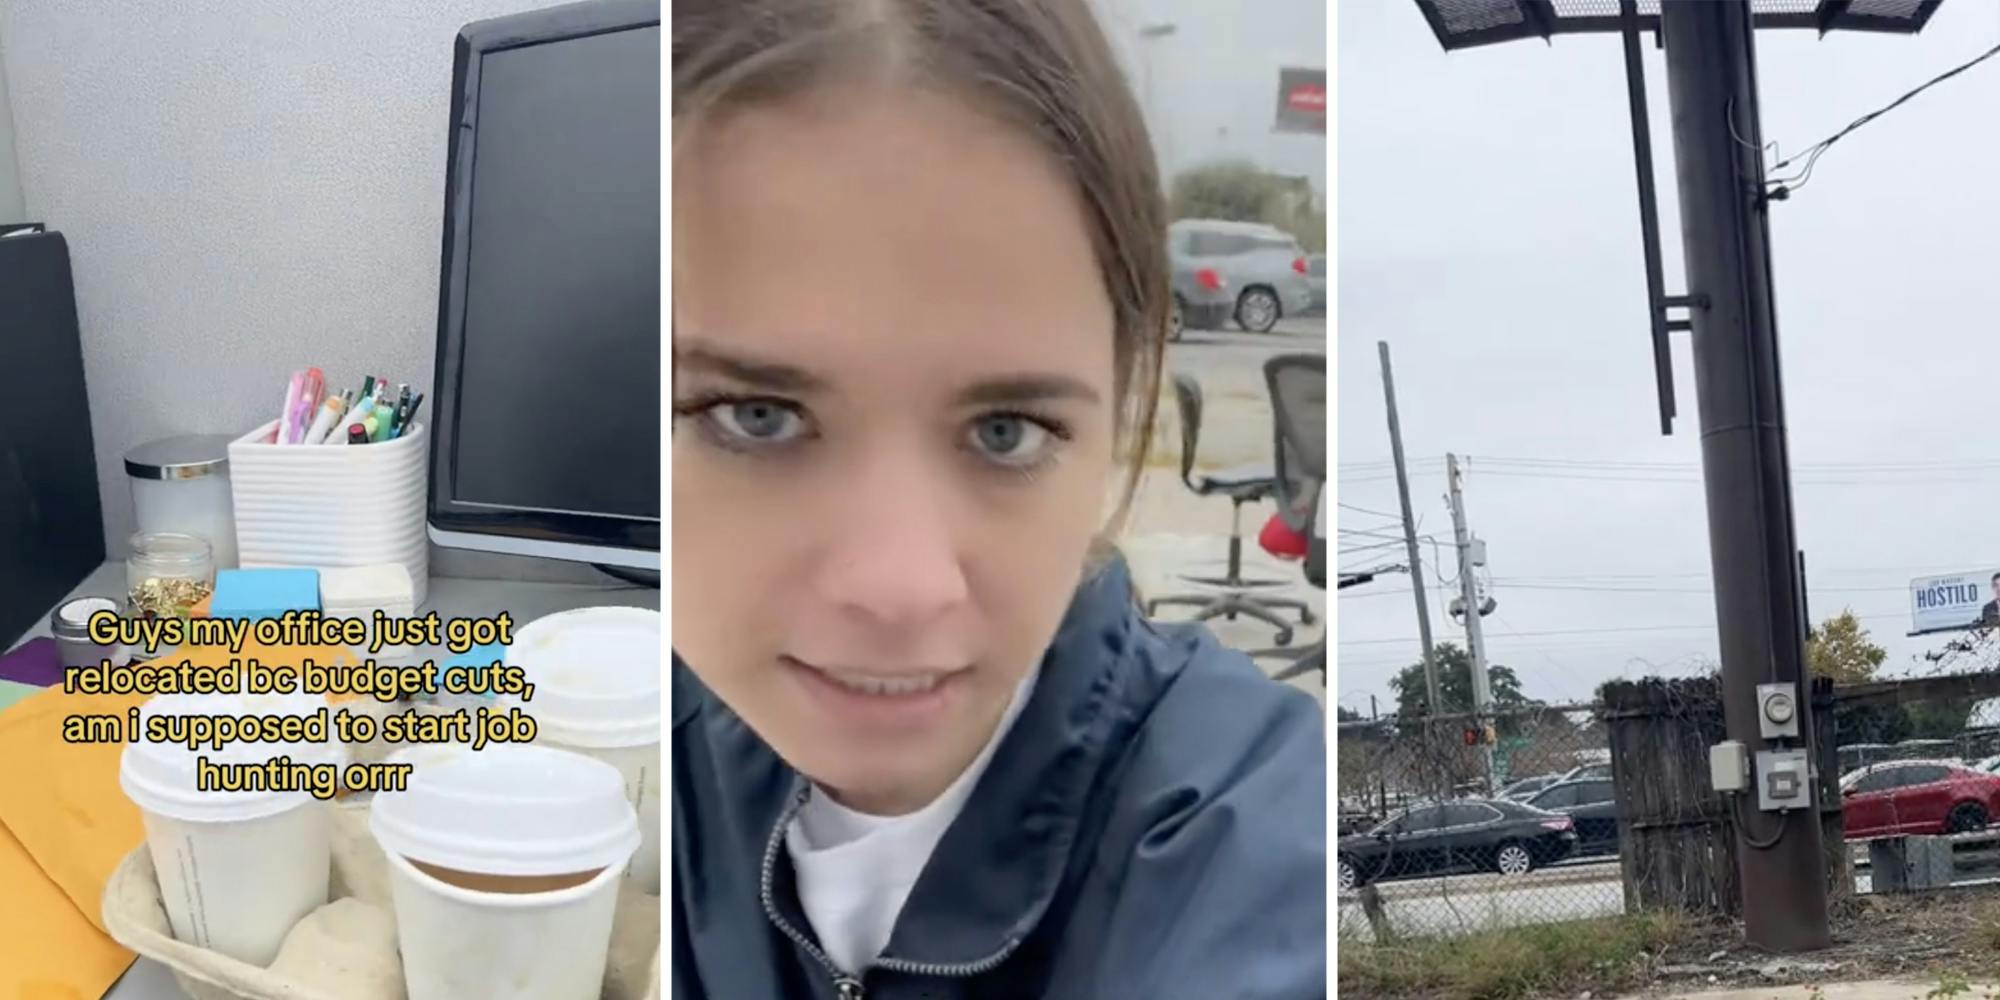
[1379,342,1441,715]
[1447,453,1495,792]
[1659,0,1828,952]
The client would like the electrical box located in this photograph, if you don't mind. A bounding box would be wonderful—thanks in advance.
[1470,537,1488,568]
[1756,682,1802,740]
[1756,749,1813,812]
[1710,740,1748,793]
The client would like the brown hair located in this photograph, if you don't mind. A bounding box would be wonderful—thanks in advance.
[672,0,1169,553]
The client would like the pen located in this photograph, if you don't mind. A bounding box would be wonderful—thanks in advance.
[394,392,425,439]
[348,424,370,445]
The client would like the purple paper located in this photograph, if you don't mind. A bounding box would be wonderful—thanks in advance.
[0,637,64,688]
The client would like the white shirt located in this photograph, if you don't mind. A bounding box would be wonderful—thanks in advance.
[786,667,1040,975]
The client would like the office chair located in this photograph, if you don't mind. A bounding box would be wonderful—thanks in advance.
[1145,372,1316,646]
[1260,353,1327,683]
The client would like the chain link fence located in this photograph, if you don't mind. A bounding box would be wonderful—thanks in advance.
[1338,669,2000,943]
[1336,703,1624,942]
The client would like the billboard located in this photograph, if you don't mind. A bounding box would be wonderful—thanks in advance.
[1275,67,1326,134]
[1910,570,2000,634]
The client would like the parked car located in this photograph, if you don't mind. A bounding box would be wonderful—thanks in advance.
[1498,774,1561,801]
[1561,762,1614,783]
[1840,760,2000,838]
[1976,754,2000,775]
[1336,798,1577,891]
[1526,778,1619,855]
[1167,219,1314,337]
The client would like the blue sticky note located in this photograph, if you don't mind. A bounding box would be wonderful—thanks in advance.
[209,568,321,622]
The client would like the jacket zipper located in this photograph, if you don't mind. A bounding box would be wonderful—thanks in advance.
[758,783,1028,998]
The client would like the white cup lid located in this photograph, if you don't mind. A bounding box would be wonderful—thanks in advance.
[120,691,345,823]
[501,607,661,749]
[369,744,638,877]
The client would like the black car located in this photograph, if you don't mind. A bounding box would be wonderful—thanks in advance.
[1525,778,1619,855]
[1337,798,1578,891]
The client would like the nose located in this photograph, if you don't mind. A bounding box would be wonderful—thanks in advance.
[813,449,970,631]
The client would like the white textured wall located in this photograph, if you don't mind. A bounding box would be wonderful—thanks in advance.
[0,23,25,222]
[1,3,615,581]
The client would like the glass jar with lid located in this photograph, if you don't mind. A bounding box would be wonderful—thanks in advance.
[126,531,215,622]
[124,434,237,569]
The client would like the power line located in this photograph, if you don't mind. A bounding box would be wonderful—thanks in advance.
[1336,609,1914,646]
[1766,38,2000,199]
[1338,501,1405,520]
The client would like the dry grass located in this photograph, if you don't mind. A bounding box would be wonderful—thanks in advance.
[1338,911,1692,1000]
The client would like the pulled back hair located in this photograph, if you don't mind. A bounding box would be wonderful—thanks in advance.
[673,0,1170,554]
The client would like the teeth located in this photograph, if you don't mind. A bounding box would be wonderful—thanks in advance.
[822,670,944,697]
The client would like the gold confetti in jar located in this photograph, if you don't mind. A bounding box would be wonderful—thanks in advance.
[126,531,215,623]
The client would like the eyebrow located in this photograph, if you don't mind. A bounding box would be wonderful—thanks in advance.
[954,374,1102,408]
[674,339,1102,406]
[675,341,829,393]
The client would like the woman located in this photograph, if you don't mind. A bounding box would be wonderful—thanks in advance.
[670,2,1326,997]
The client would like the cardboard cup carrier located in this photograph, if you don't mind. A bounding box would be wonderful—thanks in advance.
[119,691,343,966]
[497,606,663,893]
[370,743,639,1000]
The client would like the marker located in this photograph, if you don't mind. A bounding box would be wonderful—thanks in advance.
[348,424,370,445]
[301,393,348,446]
[370,402,395,442]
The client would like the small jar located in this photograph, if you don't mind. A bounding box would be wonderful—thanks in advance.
[51,597,123,671]
[126,532,215,622]
[125,434,237,569]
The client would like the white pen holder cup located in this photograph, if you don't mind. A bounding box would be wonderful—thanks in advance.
[228,421,430,606]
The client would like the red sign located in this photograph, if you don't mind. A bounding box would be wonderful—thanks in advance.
[1287,83,1327,114]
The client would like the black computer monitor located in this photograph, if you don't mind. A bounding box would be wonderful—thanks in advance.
[427,0,660,570]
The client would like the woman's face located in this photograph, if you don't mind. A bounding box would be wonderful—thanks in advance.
[672,85,1118,815]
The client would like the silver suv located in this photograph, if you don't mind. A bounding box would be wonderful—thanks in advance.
[1168,219,1314,338]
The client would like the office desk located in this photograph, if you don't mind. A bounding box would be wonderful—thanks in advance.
[9,562,661,1000]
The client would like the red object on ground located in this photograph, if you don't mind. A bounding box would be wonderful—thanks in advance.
[1259,512,1309,560]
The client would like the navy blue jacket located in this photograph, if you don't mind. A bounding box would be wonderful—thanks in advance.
[671,558,1327,999]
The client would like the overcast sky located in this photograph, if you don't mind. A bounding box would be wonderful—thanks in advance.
[1336,2,2000,715]
[1095,0,1326,199]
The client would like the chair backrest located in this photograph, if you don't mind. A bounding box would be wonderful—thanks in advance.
[1265,353,1326,535]
[1171,373,1204,486]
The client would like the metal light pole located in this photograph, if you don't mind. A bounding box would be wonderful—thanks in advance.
[1138,23,1177,176]
[1412,0,1941,954]
[1658,0,1828,952]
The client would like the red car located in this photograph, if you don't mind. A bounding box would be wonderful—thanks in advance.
[1840,760,2000,838]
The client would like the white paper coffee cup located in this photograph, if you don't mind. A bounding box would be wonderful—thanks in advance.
[119,691,343,966]
[370,743,640,1000]
[500,606,661,894]
[383,851,626,1000]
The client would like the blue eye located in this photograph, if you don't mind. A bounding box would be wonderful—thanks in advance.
[967,415,1052,465]
[707,399,806,443]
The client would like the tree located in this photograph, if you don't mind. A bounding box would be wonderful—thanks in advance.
[1336,705,1364,723]
[1807,609,1887,685]
[1389,642,1532,720]
[1168,160,1326,253]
